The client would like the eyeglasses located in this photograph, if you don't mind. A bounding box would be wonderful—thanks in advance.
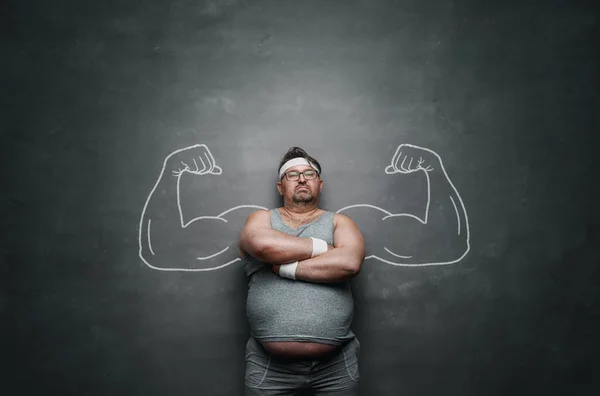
[282,170,319,181]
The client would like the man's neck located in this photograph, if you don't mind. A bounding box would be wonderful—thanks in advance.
[281,204,320,217]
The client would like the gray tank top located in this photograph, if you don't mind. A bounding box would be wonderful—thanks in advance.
[242,209,355,345]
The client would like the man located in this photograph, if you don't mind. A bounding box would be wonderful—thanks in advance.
[239,147,366,395]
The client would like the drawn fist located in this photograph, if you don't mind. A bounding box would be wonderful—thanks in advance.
[385,144,441,174]
[166,144,223,176]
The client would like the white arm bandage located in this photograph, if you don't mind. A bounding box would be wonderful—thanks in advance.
[279,262,298,280]
[310,237,328,257]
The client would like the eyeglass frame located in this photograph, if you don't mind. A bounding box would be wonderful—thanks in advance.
[280,169,320,181]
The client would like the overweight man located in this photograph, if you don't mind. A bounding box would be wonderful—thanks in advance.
[239,147,365,395]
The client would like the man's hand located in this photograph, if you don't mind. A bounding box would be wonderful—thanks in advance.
[271,264,281,275]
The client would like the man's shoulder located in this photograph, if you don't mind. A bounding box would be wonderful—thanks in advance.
[332,212,358,227]
[245,208,273,223]
[332,211,348,220]
[252,208,276,215]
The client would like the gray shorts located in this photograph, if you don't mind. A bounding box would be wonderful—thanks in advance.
[245,336,360,395]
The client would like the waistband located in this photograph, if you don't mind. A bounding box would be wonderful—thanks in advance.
[249,336,357,363]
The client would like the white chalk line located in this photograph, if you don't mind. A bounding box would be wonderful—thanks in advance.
[336,204,393,217]
[449,195,460,235]
[197,246,229,260]
[366,250,470,266]
[147,219,155,256]
[145,257,242,272]
[217,205,269,218]
[383,248,412,259]
[138,149,171,270]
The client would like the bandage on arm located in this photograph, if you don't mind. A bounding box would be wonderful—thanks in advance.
[279,261,298,280]
[293,215,365,283]
[278,238,326,280]
[310,237,328,257]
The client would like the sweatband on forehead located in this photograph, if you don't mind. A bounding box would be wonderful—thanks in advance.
[278,157,320,179]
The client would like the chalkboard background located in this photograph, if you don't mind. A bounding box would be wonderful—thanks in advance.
[3,0,599,395]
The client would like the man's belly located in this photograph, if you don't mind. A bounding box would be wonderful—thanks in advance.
[246,272,355,352]
[261,341,339,358]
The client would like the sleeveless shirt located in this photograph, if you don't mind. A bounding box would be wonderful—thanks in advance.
[242,209,355,345]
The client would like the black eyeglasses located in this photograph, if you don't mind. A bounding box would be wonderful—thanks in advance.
[282,170,319,181]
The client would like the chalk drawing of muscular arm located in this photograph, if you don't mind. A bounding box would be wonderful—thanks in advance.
[140,143,469,271]
[138,144,266,271]
[337,144,470,266]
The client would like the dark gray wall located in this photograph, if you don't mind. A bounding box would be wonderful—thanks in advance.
[3,0,598,395]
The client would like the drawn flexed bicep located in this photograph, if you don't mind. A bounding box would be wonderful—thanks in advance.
[139,144,266,272]
[338,143,470,266]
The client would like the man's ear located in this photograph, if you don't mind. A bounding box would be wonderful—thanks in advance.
[277,181,283,196]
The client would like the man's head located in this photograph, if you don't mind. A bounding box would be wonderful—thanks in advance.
[277,147,323,207]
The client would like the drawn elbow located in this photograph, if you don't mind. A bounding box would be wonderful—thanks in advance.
[426,236,469,263]
[449,235,469,256]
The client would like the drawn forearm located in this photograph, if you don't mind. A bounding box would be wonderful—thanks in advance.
[423,169,469,241]
[139,172,181,259]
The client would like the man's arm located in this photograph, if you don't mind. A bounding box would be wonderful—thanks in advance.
[238,210,314,264]
[273,214,365,283]
[239,211,365,282]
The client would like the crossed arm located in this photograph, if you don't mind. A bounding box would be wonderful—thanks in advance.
[239,210,366,283]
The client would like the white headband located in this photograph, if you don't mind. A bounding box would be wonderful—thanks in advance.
[278,157,320,179]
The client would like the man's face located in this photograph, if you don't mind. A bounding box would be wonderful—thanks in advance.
[277,165,323,205]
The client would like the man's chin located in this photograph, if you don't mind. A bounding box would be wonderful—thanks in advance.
[292,194,314,203]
